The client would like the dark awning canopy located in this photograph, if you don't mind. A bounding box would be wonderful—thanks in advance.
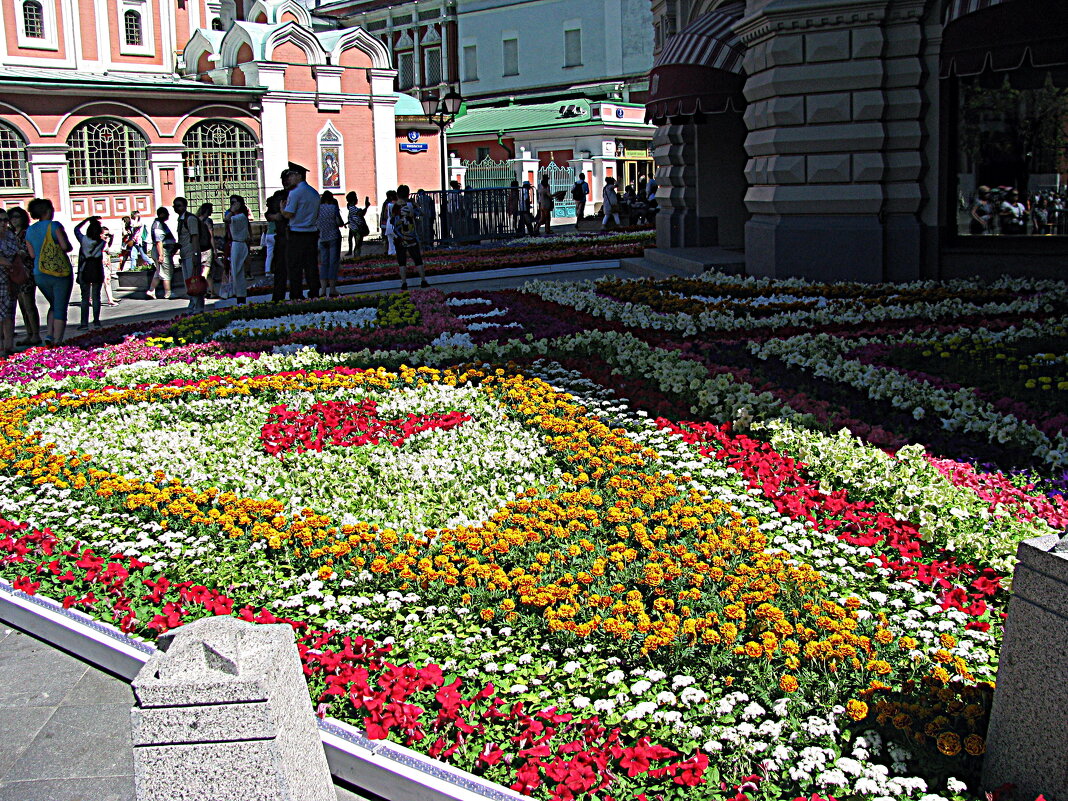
[645,1,747,123]
[940,0,1068,78]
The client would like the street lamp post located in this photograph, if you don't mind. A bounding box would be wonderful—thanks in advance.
[420,86,463,244]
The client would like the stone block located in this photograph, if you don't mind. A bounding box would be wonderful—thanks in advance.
[766,34,804,67]
[744,61,884,103]
[744,122,885,157]
[852,153,884,182]
[885,120,922,151]
[745,212,886,282]
[806,93,851,124]
[744,156,768,185]
[764,155,807,184]
[883,183,922,214]
[851,28,883,59]
[132,616,334,801]
[885,151,922,183]
[743,41,768,75]
[852,90,885,121]
[884,88,923,121]
[765,96,806,127]
[884,20,922,58]
[983,536,1068,799]
[806,154,851,184]
[805,30,850,62]
[884,56,923,89]
[744,99,771,131]
[743,183,884,216]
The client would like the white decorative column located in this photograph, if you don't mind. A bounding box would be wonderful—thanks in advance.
[258,64,290,196]
[314,65,344,113]
[148,144,186,210]
[448,154,467,187]
[25,144,72,225]
[369,68,399,200]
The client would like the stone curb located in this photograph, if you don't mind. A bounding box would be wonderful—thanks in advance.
[0,579,525,801]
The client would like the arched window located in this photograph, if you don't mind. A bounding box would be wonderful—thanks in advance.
[211,17,223,30]
[182,121,261,217]
[123,9,143,46]
[22,0,45,38]
[0,122,29,190]
[66,118,149,187]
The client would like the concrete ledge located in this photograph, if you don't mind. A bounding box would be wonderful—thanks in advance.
[0,581,524,801]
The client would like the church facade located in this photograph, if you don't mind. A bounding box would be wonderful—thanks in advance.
[0,0,440,229]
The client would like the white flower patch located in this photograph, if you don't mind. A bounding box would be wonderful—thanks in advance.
[213,308,379,340]
[446,297,493,307]
[458,308,509,320]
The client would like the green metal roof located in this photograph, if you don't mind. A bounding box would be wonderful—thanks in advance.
[394,92,424,116]
[448,99,600,136]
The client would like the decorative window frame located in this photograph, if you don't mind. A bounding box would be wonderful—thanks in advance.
[501,31,519,77]
[16,0,59,51]
[318,121,344,193]
[117,0,154,56]
[461,39,478,83]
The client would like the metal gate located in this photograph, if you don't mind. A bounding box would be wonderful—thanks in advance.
[182,121,262,218]
[538,161,575,218]
[462,157,515,189]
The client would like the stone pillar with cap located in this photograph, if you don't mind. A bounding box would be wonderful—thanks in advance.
[982,532,1068,798]
[130,615,335,801]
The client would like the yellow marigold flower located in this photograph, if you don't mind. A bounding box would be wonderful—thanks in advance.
[744,641,764,658]
[846,699,869,721]
[874,629,894,645]
[936,732,962,757]
[779,675,799,693]
[964,734,985,756]
[480,609,495,621]
[866,659,892,676]
[317,566,334,580]
[939,633,957,649]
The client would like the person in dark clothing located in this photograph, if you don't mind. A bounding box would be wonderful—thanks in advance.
[282,162,321,300]
[267,169,291,303]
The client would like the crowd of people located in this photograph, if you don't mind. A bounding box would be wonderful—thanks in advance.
[965,186,1068,236]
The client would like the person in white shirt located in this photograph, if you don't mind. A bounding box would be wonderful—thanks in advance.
[281,162,322,299]
[601,177,621,229]
[998,189,1027,235]
[225,196,251,305]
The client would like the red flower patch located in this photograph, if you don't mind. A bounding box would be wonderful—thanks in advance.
[260,399,471,457]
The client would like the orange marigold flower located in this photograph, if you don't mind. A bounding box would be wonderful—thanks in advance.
[964,734,985,756]
[744,641,764,658]
[480,609,495,621]
[874,629,894,645]
[936,732,962,756]
[779,675,799,693]
[846,699,869,721]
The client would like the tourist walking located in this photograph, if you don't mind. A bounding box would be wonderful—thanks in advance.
[282,162,321,299]
[8,207,40,347]
[147,207,177,299]
[195,203,218,297]
[317,191,344,297]
[0,210,22,356]
[266,169,291,303]
[121,210,152,271]
[999,189,1027,235]
[99,225,119,307]
[601,177,621,229]
[226,196,251,305]
[534,175,554,235]
[346,191,370,257]
[24,197,74,346]
[572,173,589,220]
[73,216,106,330]
[173,197,204,313]
[393,184,428,290]
[380,190,398,256]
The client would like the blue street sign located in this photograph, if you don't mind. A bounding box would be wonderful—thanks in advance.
[400,142,429,154]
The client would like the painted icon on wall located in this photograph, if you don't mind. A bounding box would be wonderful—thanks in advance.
[321,147,341,190]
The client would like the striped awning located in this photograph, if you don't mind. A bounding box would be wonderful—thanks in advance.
[653,1,746,73]
[940,0,1068,78]
[943,0,1011,25]
[646,1,747,123]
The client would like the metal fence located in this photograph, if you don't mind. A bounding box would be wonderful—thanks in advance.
[461,158,517,189]
[409,186,536,245]
[538,161,576,218]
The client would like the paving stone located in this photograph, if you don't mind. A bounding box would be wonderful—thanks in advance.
[3,702,134,781]
[0,631,87,709]
[64,666,137,706]
[0,776,135,801]
[0,706,56,778]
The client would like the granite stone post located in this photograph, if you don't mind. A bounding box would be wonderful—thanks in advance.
[982,534,1068,798]
[131,615,335,801]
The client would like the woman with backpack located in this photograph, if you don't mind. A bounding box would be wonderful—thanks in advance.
[74,216,106,330]
[23,197,74,346]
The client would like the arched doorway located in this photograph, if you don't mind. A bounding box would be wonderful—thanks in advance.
[182,120,262,218]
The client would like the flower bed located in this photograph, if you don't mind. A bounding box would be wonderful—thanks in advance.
[0,271,1065,801]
